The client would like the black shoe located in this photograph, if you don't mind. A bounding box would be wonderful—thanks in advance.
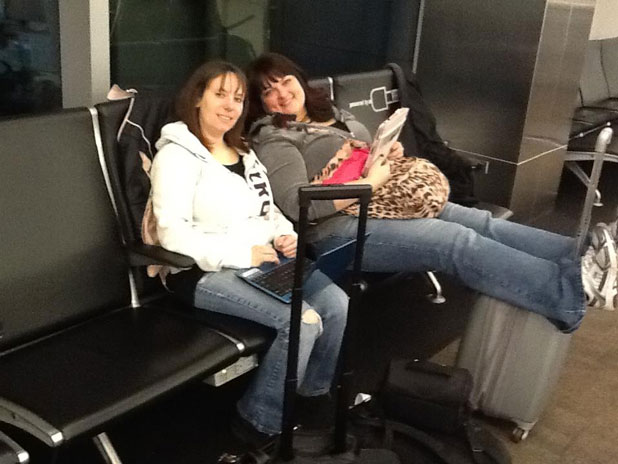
[229,413,277,450]
[295,393,335,430]
[293,427,357,457]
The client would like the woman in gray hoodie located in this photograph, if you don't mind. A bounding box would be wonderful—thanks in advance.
[246,53,618,333]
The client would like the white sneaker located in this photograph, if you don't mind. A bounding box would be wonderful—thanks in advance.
[590,224,618,271]
[582,246,617,311]
[597,219,617,243]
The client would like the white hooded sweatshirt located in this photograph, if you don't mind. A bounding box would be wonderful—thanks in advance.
[151,121,295,272]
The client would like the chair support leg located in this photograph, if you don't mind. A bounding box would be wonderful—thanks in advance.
[565,161,603,206]
[425,271,446,304]
[93,433,123,464]
[594,189,603,207]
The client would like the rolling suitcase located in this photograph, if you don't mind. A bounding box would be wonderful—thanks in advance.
[277,185,400,463]
[455,127,613,442]
[225,185,400,463]
[455,296,571,442]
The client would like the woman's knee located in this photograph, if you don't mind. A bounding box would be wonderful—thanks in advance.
[305,277,349,321]
[441,202,493,233]
[318,290,349,326]
[301,308,323,337]
[302,308,321,325]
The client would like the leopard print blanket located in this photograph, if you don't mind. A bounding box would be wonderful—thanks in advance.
[312,149,450,219]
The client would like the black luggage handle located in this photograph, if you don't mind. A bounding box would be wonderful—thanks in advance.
[298,184,372,205]
[297,184,371,279]
[280,184,372,461]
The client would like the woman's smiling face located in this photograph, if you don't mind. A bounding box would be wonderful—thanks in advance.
[196,72,245,141]
[260,74,307,119]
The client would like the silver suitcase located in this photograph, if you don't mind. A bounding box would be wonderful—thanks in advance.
[456,127,613,442]
[455,295,571,442]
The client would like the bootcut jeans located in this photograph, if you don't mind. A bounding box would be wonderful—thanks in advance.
[311,202,586,333]
[170,268,348,435]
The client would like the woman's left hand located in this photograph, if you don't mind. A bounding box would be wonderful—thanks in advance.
[387,141,404,160]
[274,234,297,258]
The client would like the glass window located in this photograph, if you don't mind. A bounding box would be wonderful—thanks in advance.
[0,0,61,117]
[109,0,419,93]
[269,0,419,77]
[109,0,266,93]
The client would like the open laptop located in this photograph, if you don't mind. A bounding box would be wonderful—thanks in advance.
[236,237,359,303]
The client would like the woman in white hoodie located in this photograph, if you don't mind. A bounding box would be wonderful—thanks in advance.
[150,61,348,444]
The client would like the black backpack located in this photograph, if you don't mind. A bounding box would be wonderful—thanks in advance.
[387,63,478,207]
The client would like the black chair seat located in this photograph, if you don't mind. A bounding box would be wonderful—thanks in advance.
[583,98,618,113]
[568,125,618,155]
[572,107,618,127]
[569,120,597,138]
[0,307,239,445]
[144,294,275,354]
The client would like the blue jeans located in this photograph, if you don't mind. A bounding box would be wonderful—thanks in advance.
[173,268,348,435]
[312,202,585,333]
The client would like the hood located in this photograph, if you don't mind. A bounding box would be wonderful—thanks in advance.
[156,121,257,166]
[156,122,212,162]
[248,106,357,139]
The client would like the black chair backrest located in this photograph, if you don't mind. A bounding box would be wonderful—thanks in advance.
[580,40,610,106]
[333,69,399,135]
[0,110,130,350]
[308,76,334,102]
[95,96,175,297]
[95,96,174,245]
[601,37,618,99]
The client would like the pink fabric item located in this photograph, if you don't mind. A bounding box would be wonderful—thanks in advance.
[322,148,369,185]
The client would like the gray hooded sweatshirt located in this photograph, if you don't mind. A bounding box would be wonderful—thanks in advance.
[249,108,371,222]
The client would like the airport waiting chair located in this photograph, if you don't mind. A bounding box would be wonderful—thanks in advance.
[0,109,254,463]
[566,38,618,206]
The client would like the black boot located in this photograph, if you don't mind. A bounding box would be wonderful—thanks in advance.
[294,394,360,457]
[295,393,335,430]
[229,412,277,449]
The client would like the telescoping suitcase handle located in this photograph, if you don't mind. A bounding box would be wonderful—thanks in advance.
[297,184,373,205]
[280,184,372,461]
[296,184,371,280]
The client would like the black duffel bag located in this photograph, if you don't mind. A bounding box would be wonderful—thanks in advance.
[350,359,511,464]
[381,359,472,434]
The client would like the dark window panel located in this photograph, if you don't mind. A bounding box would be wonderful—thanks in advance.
[0,0,61,117]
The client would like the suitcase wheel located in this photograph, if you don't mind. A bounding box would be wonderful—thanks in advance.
[511,426,529,442]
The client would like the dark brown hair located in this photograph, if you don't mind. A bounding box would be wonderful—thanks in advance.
[246,53,334,127]
[175,60,248,152]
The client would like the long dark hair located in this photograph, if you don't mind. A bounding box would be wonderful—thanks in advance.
[246,53,334,127]
[175,60,249,152]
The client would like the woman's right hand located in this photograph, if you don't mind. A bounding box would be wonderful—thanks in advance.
[251,244,280,267]
[365,155,391,191]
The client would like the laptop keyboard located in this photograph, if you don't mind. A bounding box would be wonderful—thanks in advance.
[250,258,314,297]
